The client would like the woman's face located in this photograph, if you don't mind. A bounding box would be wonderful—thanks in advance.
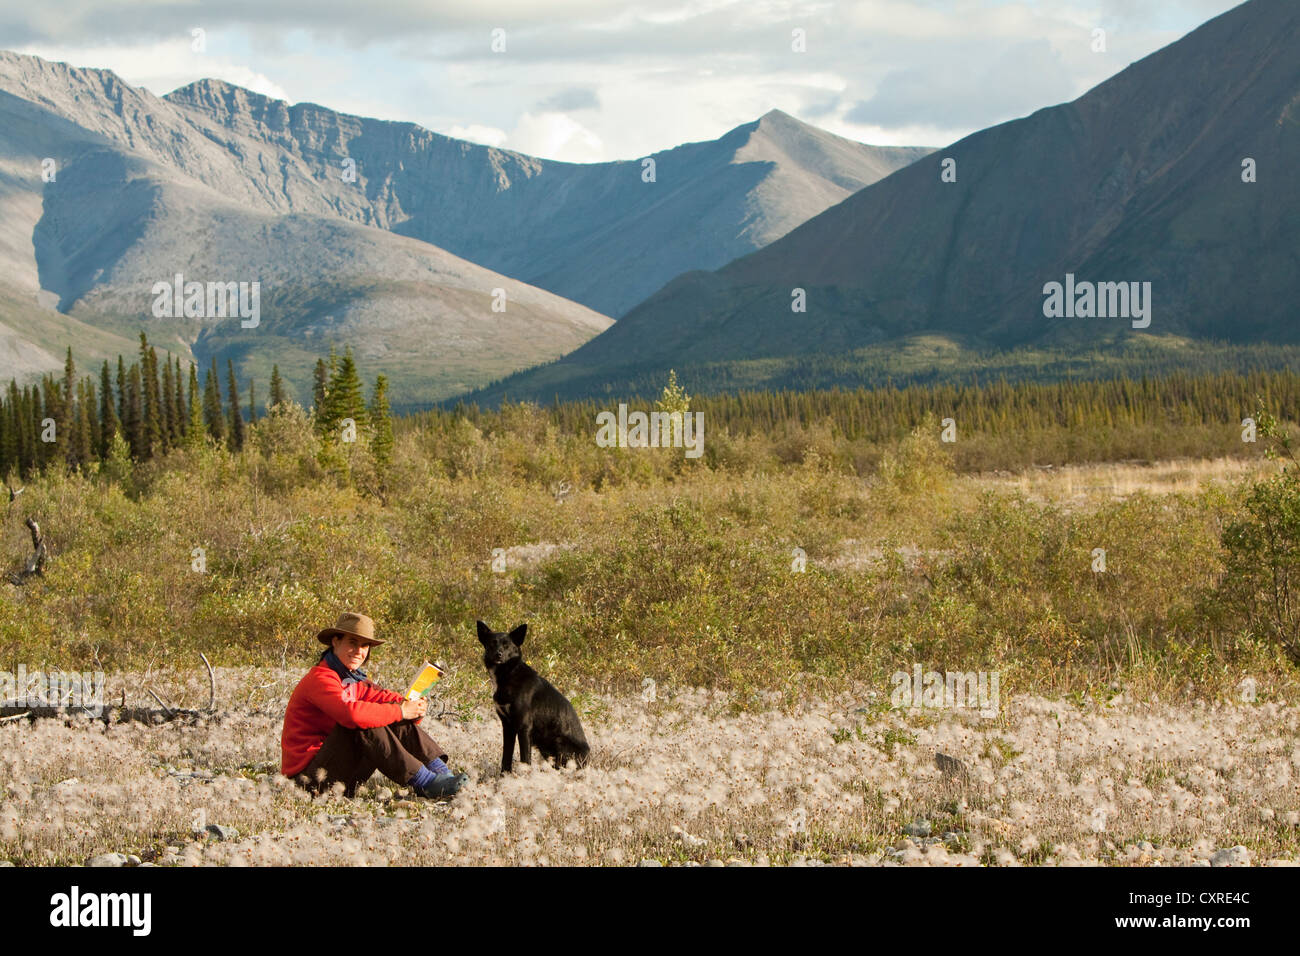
[332,634,374,671]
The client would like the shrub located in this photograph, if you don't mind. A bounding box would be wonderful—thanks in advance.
[1219,469,1300,663]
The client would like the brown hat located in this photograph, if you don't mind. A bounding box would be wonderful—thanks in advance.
[316,611,385,647]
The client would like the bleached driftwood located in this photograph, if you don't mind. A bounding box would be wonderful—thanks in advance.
[7,517,46,584]
[0,653,220,725]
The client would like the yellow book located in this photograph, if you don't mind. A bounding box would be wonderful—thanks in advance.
[404,661,446,700]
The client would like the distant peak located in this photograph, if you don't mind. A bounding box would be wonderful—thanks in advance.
[754,109,807,132]
[166,78,282,108]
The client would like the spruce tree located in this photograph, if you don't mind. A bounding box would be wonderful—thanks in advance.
[65,378,83,471]
[369,374,394,472]
[9,382,25,476]
[139,333,161,459]
[323,348,366,441]
[116,356,127,427]
[2,381,18,475]
[85,375,101,463]
[161,356,176,450]
[20,385,36,476]
[204,358,226,444]
[98,361,118,460]
[39,375,59,469]
[312,358,329,431]
[186,363,204,448]
[73,378,94,471]
[226,360,245,452]
[172,356,187,440]
[125,364,145,460]
[60,348,75,464]
[269,364,287,411]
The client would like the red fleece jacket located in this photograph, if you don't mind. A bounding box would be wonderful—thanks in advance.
[280,661,412,777]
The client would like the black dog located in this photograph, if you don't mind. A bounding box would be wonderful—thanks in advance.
[477,620,590,772]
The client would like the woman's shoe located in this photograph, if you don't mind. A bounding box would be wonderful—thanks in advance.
[419,771,469,800]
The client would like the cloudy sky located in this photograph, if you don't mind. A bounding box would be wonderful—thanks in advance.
[4,0,1245,162]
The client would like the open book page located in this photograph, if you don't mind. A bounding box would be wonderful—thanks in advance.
[404,661,446,700]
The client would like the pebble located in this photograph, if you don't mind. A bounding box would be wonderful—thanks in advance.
[1210,846,1251,867]
[903,820,931,838]
[205,824,239,841]
[671,825,706,847]
[934,752,969,779]
[86,852,129,867]
[638,859,663,867]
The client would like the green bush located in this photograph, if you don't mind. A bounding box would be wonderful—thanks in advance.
[1220,469,1300,663]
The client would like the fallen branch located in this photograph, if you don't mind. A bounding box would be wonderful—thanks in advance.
[146,688,174,717]
[0,702,220,724]
[7,517,46,584]
[0,653,223,725]
[200,652,216,712]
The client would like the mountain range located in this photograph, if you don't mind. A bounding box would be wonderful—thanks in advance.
[472,0,1300,405]
[0,50,928,405]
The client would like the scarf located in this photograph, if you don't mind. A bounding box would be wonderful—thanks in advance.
[321,648,367,686]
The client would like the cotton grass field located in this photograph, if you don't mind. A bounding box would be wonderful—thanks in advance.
[2,395,1299,866]
[2,666,1298,867]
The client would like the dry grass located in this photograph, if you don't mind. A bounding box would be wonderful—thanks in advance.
[1,667,1296,867]
[977,457,1284,508]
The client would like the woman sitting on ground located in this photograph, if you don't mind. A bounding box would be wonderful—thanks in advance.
[280,611,469,800]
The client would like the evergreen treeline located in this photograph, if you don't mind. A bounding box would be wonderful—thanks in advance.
[426,367,1300,451]
[0,338,394,480]
[456,340,1300,411]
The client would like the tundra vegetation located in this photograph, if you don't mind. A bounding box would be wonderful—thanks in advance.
[0,356,1297,866]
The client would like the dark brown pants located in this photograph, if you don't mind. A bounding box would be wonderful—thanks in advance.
[295,720,447,798]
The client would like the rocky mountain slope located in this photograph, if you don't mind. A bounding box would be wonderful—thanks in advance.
[0,49,928,400]
[472,0,1300,404]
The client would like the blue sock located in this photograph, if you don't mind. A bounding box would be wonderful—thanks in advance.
[409,765,437,791]
[426,757,452,777]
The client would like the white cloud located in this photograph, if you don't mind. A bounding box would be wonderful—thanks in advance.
[445,124,510,148]
[5,1,1248,161]
[508,113,605,163]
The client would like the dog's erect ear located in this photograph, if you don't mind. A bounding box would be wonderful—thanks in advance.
[476,620,493,644]
[508,623,527,647]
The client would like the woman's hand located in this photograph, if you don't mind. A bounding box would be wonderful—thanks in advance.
[401,697,428,721]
